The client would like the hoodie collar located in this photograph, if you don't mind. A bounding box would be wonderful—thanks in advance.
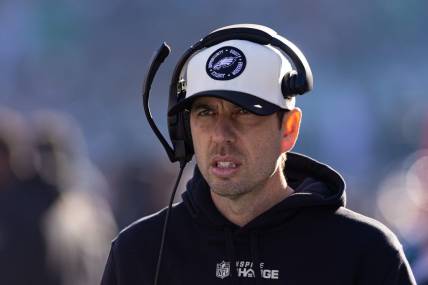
[182,152,346,231]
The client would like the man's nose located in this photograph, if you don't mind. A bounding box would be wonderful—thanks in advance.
[212,116,236,144]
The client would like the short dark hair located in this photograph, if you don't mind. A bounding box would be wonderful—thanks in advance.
[276,109,289,128]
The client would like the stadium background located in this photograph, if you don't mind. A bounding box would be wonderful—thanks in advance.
[0,0,427,283]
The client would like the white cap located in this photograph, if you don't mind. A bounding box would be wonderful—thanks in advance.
[168,39,296,115]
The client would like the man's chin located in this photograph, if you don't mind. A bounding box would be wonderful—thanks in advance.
[208,180,248,199]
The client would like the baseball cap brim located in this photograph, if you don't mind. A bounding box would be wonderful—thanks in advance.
[168,90,282,116]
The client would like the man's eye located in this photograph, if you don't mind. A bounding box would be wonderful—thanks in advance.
[197,109,214,116]
[238,108,250,115]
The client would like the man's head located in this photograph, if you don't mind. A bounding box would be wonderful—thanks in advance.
[189,97,301,197]
[163,24,312,194]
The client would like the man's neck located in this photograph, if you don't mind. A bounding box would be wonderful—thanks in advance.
[210,170,294,227]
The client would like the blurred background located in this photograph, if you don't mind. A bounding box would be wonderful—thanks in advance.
[0,0,427,284]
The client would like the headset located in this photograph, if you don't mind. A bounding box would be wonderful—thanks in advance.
[143,24,313,167]
[141,24,313,285]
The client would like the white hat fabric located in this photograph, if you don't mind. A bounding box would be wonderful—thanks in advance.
[168,39,296,115]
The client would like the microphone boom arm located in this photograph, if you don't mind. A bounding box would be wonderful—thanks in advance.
[142,42,177,162]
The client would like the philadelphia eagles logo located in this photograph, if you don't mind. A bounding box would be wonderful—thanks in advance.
[206,46,246,80]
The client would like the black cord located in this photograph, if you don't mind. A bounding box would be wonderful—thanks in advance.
[154,161,187,285]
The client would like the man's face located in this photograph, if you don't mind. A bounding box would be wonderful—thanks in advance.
[190,97,285,198]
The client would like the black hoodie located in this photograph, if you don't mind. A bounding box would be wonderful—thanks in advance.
[101,153,416,284]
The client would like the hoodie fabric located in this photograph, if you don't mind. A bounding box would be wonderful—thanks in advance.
[101,153,415,284]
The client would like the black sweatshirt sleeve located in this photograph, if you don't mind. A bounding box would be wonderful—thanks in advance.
[101,244,118,285]
[356,230,416,285]
[380,248,416,285]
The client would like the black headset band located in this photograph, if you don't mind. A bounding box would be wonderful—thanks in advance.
[201,27,273,47]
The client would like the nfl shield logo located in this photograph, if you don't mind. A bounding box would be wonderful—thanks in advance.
[216,261,230,279]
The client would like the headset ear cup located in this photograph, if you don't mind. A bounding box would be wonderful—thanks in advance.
[167,111,192,162]
[182,111,194,159]
[281,70,298,97]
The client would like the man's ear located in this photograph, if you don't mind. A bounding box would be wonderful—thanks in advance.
[280,108,302,153]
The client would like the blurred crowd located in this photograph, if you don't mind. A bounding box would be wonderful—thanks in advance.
[376,148,428,284]
[0,107,178,284]
[1,0,427,284]
[0,108,113,284]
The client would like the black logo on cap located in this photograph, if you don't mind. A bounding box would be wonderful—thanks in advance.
[206,46,246,80]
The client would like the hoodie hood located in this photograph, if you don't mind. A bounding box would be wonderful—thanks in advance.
[182,152,346,231]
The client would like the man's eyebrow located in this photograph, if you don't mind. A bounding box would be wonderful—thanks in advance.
[191,103,212,111]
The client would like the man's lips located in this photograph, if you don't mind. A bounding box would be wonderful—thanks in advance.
[210,156,241,178]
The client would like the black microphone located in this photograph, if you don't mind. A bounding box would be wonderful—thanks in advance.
[142,42,176,163]
[141,42,188,285]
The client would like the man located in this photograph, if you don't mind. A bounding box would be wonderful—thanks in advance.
[102,24,416,284]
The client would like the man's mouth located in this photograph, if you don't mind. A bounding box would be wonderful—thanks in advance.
[216,161,237,169]
[210,157,241,177]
